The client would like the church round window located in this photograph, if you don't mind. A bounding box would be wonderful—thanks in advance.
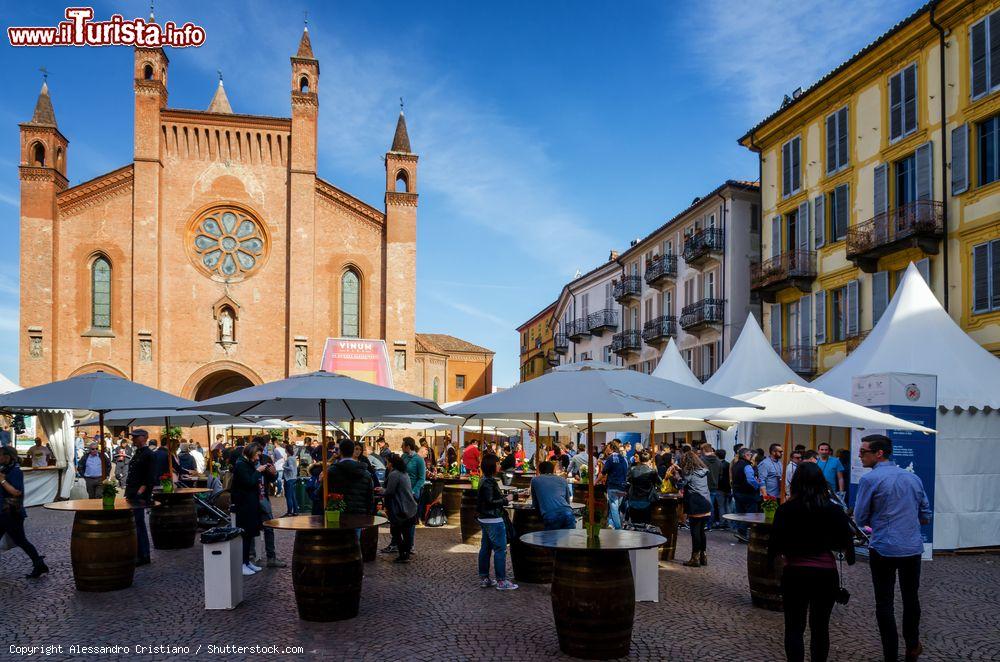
[186,205,269,282]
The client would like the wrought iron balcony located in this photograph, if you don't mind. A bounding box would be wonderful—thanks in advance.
[644,254,678,289]
[750,250,817,303]
[641,315,677,346]
[587,308,618,336]
[846,201,944,273]
[781,345,817,376]
[613,276,642,304]
[553,332,569,354]
[680,298,725,334]
[682,228,725,267]
[566,318,590,342]
[611,330,641,356]
[845,330,870,354]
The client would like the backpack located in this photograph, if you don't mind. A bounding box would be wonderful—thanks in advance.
[424,502,447,527]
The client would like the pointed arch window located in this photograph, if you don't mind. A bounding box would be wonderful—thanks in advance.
[91,256,112,329]
[341,269,361,338]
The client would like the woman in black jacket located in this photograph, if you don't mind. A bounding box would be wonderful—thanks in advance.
[768,462,856,662]
[231,443,264,576]
[475,456,517,591]
[626,450,661,524]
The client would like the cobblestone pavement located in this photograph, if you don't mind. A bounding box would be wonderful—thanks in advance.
[1,505,999,661]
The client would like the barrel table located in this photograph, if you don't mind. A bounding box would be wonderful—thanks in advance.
[264,514,387,622]
[444,485,482,544]
[649,495,683,561]
[521,530,665,659]
[723,513,783,611]
[507,502,585,583]
[150,487,210,550]
[43,498,153,592]
[434,477,470,516]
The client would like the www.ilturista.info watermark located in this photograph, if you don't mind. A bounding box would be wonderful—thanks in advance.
[7,7,205,48]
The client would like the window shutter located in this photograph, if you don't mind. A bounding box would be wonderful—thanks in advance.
[972,20,988,98]
[973,243,990,312]
[991,240,1000,310]
[797,201,810,252]
[846,279,859,338]
[782,142,791,196]
[826,114,837,173]
[872,271,889,325]
[771,216,782,258]
[990,12,1000,91]
[903,65,917,136]
[916,258,930,285]
[814,291,826,344]
[799,294,811,347]
[769,303,781,350]
[915,141,933,201]
[836,184,850,240]
[874,164,888,215]
[889,72,902,140]
[814,195,825,248]
[952,124,969,195]
[838,108,849,168]
[792,138,801,192]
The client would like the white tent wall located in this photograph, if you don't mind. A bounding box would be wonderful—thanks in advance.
[934,409,1000,551]
[37,411,74,500]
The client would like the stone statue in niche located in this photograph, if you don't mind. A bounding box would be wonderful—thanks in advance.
[139,339,152,362]
[219,309,234,343]
[29,336,42,359]
[295,345,307,369]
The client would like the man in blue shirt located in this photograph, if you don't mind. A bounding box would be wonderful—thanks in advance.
[530,461,575,530]
[816,441,846,497]
[757,443,784,499]
[731,447,762,541]
[854,434,931,662]
[598,440,629,530]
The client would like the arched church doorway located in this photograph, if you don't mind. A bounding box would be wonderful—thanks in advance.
[194,369,254,401]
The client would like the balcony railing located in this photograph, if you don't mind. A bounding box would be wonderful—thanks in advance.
[750,250,817,303]
[644,254,678,289]
[611,330,641,355]
[613,275,642,303]
[846,201,944,273]
[553,333,568,354]
[587,309,619,336]
[680,298,725,332]
[683,228,725,267]
[641,315,677,345]
[781,345,817,375]
[566,318,590,341]
[846,330,870,354]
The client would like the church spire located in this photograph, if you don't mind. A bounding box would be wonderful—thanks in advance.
[296,26,315,59]
[391,108,411,153]
[28,79,58,127]
[207,74,233,114]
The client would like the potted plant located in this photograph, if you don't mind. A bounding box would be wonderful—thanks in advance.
[582,500,607,540]
[761,495,779,524]
[101,478,118,509]
[159,473,174,494]
[578,466,589,485]
[468,471,481,490]
[326,493,346,526]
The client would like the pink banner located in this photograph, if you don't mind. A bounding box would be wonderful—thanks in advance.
[320,338,394,388]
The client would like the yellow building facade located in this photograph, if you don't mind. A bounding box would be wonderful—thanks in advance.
[517,301,556,382]
[741,0,1000,376]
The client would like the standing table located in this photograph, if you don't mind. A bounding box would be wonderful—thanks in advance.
[723,512,783,610]
[150,487,211,550]
[43,498,154,592]
[520,529,666,659]
[433,477,470,516]
[649,494,683,560]
[264,514,386,622]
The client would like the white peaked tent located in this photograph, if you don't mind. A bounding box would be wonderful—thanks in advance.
[813,263,1000,550]
[651,338,702,388]
[704,313,807,396]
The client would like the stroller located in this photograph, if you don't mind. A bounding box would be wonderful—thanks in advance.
[193,474,230,529]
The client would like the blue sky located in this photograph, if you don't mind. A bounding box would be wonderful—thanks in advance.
[0,0,924,387]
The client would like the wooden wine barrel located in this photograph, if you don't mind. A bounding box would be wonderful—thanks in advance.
[71,510,137,592]
[292,529,363,622]
[509,506,553,583]
[150,494,198,550]
[746,522,783,610]
[551,548,635,659]
[649,496,683,561]
[441,483,469,517]
[360,523,379,562]
[459,488,481,544]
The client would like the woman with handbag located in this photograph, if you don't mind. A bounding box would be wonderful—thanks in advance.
[382,454,418,563]
[0,446,48,578]
[475,455,517,591]
[768,462,855,662]
[626,450,661,524]
[231,443,264,576]
[669,450,712,567]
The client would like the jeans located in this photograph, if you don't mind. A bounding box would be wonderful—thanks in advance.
[607,489,626,530]
[283,479,298,514]
[710,489,728,527]
[259,498,276,559]
[133,508,150,560]
[781,565,838,662]
[478,521,508,581]
[870,549,922,661]
[543,510,576,531]
[390,515,417,556]
[0,514,43,565]
[733,493,760,536]
[689,516,708,554]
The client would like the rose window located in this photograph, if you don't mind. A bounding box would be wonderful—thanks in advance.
[189,207,267,281]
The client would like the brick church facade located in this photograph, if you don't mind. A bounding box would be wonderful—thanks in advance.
[18,29,419,400]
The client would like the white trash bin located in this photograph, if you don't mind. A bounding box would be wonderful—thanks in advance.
[629,548,659,602]
[202,530,243,610]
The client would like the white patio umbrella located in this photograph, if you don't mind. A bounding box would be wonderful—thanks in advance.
[0,372,194,478]
[445,361,758,534]
[190,370,444,507]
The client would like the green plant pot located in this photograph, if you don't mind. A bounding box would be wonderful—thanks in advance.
[470,476,480,489]
[102,494,116,510]
[764,509,776,524]
[325,510,341,526]
[160,479,174,494]
[585,523,602,540]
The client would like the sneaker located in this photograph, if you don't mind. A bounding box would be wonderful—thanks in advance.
[380,544,398,554]
[479,577,497,588]
[266,557,287,568]
[242,564,257,576]
[252,557,267,567]
[248,562,262,572]
[496,580,519,591]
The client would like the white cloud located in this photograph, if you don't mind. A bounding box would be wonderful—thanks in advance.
[682,0,925,123]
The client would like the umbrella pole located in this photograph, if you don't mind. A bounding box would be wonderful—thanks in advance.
[479,419,484,460]
[321,400,328,515]
[99,411,107,481]
[649,419,655,453]
[587,413,594,539]
[205,422,213,475]
[780,423,791,501]
[535,413,540,470]
[810,425,817,451]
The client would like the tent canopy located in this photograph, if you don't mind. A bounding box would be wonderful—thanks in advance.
[812,263,1000,409]
[651,338,702,388]
[704,313,806,395]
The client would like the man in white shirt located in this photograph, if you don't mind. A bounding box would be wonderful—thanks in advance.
[28,437,54,468]
[190,442,206,474]
[74,430,88,464]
